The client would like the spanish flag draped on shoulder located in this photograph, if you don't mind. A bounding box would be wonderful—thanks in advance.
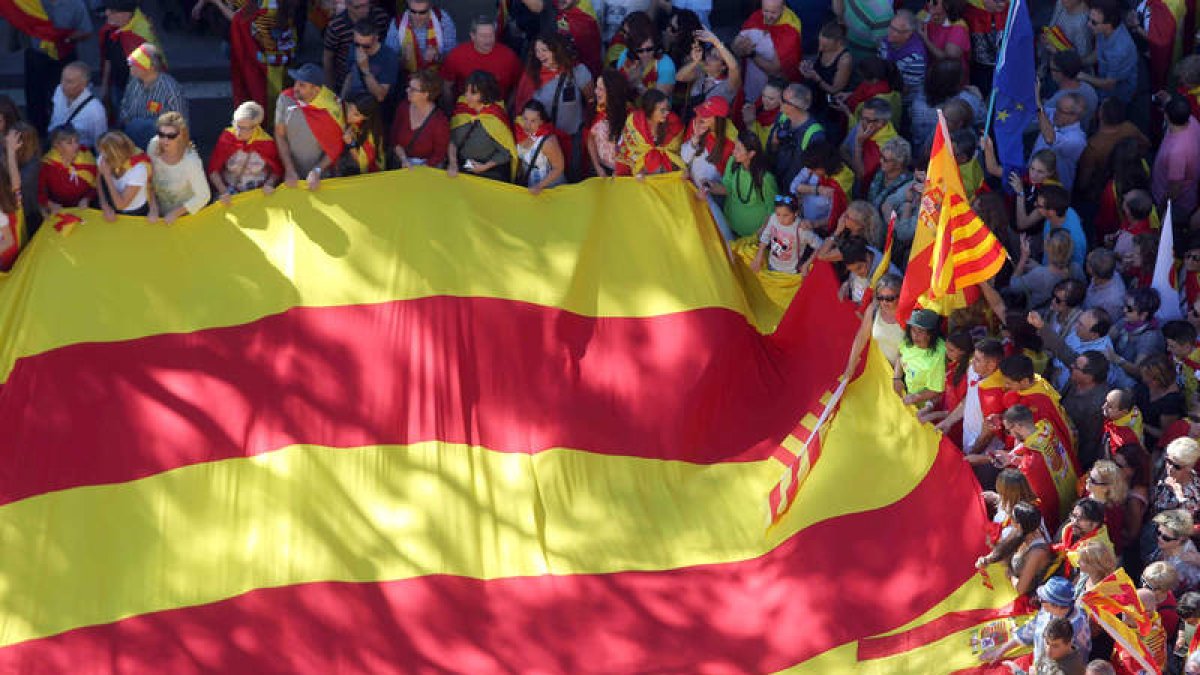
[897,112,1007,323]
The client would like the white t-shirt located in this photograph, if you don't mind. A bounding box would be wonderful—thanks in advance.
[758,214,822,273]
[106,158,149,212]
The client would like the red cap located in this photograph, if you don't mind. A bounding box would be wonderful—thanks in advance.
[693,96,730,119]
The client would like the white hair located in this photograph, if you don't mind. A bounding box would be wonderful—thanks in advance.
[232,101,265,126]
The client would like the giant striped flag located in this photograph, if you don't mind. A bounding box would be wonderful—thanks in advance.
[0,171,1014,672]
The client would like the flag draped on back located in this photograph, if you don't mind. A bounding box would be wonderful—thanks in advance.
[989,0,1036,178]
[897,113,1006,323]
[0,0,72,58]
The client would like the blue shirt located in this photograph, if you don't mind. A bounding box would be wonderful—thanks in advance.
[1043,209,1087,269]
[1032,120,1087,192]
[1095,25,1138,102]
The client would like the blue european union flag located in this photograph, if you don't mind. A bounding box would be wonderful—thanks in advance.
[990,0,1036,178]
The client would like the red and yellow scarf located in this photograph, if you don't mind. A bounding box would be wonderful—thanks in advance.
[451,98,517,180]
[617,109,684,175]
[208,125,283,177]
[396,8,443,72]
[43,146,97,187]
[685,118,736,175]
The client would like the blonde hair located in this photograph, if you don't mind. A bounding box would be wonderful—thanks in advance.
[1154,509,1194,540]
[1044,229,1074,268]
[1088,460,1128,506]
[1167,437,1200,468]
[232,101,264,126]
[1142,561,1181,593]
[845,200,884,248]
[1075,539,1118,578]
[97,130,140,176]
[154,111,191,151]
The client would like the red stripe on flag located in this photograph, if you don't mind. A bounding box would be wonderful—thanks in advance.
[0,292,856,505]
[949,222,993,252]
[949,249,1006,279]
[0,437,989,674]
[856,607,1010,660]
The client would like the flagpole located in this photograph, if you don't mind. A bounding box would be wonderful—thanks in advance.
[983,0,1022,140]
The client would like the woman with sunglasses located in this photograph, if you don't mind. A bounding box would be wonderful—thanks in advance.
[1147,510,1200,594]
[1084,460,1131,552]
[1153,438,1200,522]
[146,112,211,224]
[615,19,676,98]
[842,274,905,385]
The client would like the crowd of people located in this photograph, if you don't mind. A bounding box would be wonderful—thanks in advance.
[8,0,1200,672]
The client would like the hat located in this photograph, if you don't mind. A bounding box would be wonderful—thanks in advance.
[126,43,156,71]
[104,0,138,11]
[1036,577,1075,607]
[694,96,730,119]
[906,308,940,332]
[288,63,324,87]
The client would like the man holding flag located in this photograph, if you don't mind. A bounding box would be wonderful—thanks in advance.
[988,0,1037,182]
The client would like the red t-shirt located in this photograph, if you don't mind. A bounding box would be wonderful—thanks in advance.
[439,42,523,99]
[390,104,450,168]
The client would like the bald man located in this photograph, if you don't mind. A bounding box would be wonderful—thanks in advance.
[48,61,107,148]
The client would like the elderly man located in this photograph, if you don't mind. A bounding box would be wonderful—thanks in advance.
[1033,91,1087,193]
[880,10,926,109]
[275,63,346,191]
[1031,307,1116,390]
[20,0,92,135]
[384,0,456,73]
[48,61,107,149]
[732,0,803,103]
[440,15,523,99]
[119,43,187,148]
[322,0,389,96]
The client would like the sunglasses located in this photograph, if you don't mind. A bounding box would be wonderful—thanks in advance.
[1168,459,1186,471]
[1159,531,1181,542]
[876,294,898,302]
[157,130,180,140]
[1124,305,1138,313]
[774,194,797,205]
[1187,253,1200,262]
[635,46,656,54]
[1086,475,1108,486]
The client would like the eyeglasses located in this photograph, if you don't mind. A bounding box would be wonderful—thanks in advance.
[1086,475,1108,486]
[157,130,180,140]
[1124,305,1138,313]
[635,46,656,54]
[876,294,898,302]
[1187,253,1200,262]
[1159,530,1181,542]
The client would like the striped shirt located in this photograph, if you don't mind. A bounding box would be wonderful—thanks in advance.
[119,72,188,124]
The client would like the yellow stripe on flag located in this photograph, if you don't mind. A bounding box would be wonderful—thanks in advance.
[0,172,756,384]
[0,418,934,648]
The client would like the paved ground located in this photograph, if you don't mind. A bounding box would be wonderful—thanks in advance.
[0,2,750,156]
